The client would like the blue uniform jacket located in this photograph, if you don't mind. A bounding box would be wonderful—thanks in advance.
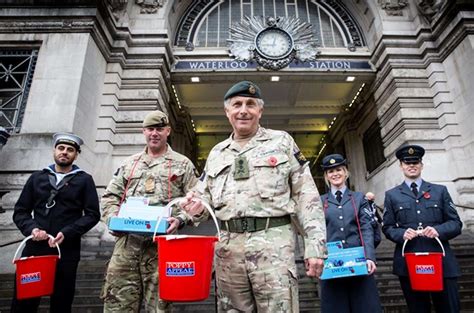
[382,180,462,277]
[321,190,376,261]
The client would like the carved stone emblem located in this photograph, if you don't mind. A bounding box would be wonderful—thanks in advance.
[416,0,447,21]
[106,0,128,21]
[136,0,165,14]
[228,16,320,71]
[378,0,408,16]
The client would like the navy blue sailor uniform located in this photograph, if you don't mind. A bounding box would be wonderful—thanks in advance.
[382,180,462,313]
[320,189,382,313]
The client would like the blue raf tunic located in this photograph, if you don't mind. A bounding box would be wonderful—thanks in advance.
[382,180,462,277]
[382,180,463,313]
[320,189,381,313]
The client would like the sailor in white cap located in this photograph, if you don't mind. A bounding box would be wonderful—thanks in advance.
[53,132,84,153]
[11,132,100,313]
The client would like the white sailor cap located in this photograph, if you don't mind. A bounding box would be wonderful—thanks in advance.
[52,132,84,152]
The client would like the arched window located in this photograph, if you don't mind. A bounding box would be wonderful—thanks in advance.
[175,0,364,49]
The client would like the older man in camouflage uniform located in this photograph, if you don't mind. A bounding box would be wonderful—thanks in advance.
[101,111,198,313]
[184,81,327,312]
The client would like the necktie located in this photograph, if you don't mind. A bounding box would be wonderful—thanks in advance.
[335,190,342,203]
[411,182,418,197]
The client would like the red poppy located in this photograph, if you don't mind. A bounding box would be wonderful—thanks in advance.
[423,192,431,199]
[268,156,277,166]
[170,174,178,182]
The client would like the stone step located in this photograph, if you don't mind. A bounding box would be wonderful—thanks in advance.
[1,231,473,312]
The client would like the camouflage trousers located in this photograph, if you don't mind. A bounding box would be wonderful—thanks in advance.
[101,234,172,313]
[215,224,299,313]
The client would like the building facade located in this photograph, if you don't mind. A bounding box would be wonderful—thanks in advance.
[0,0,473,272]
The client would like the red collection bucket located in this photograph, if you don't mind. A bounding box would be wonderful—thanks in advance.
[12,235,61,299]
[154,198,220,302]
[402,237,445,291]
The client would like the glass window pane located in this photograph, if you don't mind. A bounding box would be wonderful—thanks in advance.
[190,0,348,48]
[264,0,275,17]
[219,4,230,47]
[0,50,37,131]
[207,13,219,46]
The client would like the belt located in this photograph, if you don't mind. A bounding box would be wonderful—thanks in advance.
[220,216,291,233]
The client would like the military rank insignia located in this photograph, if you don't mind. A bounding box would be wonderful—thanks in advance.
[234,156,250,179]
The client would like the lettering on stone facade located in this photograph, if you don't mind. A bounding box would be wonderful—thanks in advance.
[379,0,408,16]
[136,0,165,14]
[174,60,372,71]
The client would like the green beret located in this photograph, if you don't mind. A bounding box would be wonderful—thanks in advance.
[224,81,262,101]
[53,132,83,152]
[143,111,169,128]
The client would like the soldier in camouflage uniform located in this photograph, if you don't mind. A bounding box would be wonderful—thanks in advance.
[101,111,198,313]
[183,81,328,312]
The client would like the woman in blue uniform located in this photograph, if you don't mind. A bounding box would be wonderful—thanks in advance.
[319,154,382,313]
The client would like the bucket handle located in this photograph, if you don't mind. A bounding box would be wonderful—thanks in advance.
[12,234,61,264]
[401,236,445,257]
[153,197,220,241]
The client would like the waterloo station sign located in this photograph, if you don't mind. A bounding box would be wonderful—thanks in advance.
[174,59,372,71]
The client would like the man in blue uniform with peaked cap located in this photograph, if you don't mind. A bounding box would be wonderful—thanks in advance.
[382,144,462,313]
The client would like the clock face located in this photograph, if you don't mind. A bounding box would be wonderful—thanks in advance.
[255,28,294,60]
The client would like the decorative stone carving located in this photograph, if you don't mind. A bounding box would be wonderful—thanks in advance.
[0,20,95,32]
[136,0,165,14]
[228,16,320,71]
[185,42,194,52]
[379,0,408,16]
[416,0,447,21]
[106,0,128,21]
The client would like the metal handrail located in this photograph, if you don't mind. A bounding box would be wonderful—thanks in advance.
[371,203,474,211]
[455,204,474,210]
[0,238,22,248]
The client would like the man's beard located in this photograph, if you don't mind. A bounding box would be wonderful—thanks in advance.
[54,156,74,167]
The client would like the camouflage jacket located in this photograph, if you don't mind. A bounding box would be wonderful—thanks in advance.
[101,145,198,225]
[196,127,327,259]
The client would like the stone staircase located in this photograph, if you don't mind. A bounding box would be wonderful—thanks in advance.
[1,230,473,312]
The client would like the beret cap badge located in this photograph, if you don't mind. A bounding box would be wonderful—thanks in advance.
[248,85,256,95]
[224,81,262,100]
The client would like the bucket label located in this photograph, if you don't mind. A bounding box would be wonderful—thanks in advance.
[20,272,41,284]
[415,264,435,274]
[166,262,195,276]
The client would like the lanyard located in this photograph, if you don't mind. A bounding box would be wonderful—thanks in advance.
[117,155,141,214]
[117,156,173,215]
[323,194,366,256]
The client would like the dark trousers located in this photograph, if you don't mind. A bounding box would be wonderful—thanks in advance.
[399,276,460,313]
[320,274,382,313]
[11,259,79,313]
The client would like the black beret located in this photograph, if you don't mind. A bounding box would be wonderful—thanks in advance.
[395,144,425,162]
[224,81,262,101]
[321,154,347,171]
